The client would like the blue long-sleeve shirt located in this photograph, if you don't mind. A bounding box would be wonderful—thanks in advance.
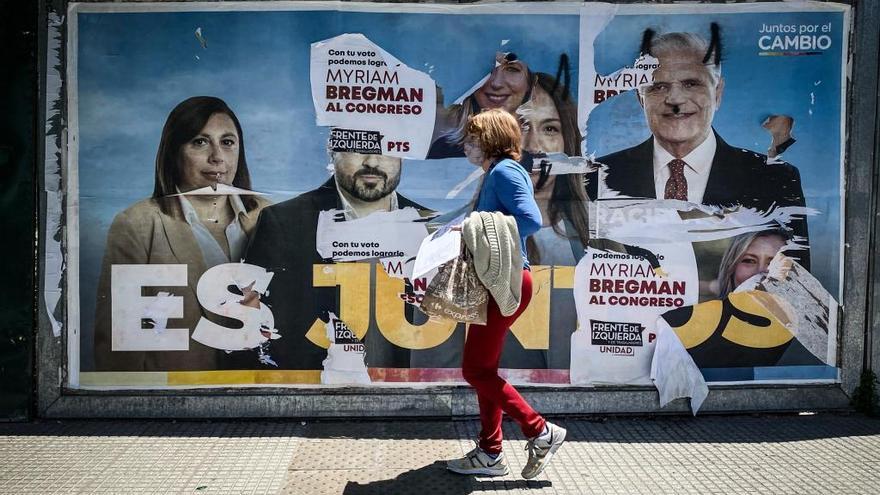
[474,158,542,267]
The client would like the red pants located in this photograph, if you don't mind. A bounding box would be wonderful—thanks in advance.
[462,269,545,454]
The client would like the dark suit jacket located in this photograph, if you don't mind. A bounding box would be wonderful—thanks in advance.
[224,178,436,371]
[589,133,810,269]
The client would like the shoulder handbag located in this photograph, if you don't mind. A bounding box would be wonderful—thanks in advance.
[420,242,489,325]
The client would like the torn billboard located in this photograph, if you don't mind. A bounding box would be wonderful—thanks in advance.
[572,4,847,388]
[64,2,848,389]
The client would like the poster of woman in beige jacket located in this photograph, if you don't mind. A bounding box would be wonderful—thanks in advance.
[94,96,270,371]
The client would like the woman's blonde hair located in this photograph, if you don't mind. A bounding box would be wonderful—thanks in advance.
[716,229,790,299]
[466,108,522,162]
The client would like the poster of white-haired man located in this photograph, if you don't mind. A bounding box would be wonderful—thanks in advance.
[574,4,846,385]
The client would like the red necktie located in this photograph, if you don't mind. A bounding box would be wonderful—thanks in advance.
[664,159,688,200]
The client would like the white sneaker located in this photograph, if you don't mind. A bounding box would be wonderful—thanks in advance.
[521,421,566,479]
[446,445,509,476]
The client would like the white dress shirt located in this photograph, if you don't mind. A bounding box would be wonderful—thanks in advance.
[178,193,248,267]
[652,133,717,203]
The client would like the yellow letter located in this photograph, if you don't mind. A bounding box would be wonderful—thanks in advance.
[305,263,371,348]
[374,268,457,349]
[510,265,551,349]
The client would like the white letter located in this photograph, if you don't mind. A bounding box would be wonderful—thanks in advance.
[191,263,279,351]
[111,264,188,351]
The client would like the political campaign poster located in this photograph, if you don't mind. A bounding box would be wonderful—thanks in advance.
[62,1,848,390]
[572,3,847,386]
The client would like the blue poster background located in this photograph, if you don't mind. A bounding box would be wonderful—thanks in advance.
[75,8,581,370]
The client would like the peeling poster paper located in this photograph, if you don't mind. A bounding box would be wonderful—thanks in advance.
[44,10,65,338]
[321,312,371,385]
[650,255,836,413]
[762,114,796,160]
[412,214,464,281]
[659,257,836,371]
[576,3,621,131]
[191,263,280,351]
[593,197,815,247]
[569,243,699,386]
[142,291,178,335]
[311,33,437,159]
[315,207,428,271]
[194,27,207,49]
[651,317,708,415]
[171,183,265,197]
[751,253,838,365]
[44,196,64,338]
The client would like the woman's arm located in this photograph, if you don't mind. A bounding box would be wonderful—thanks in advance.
[493,163,542,237]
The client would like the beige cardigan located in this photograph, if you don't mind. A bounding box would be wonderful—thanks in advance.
[462,211,522,317]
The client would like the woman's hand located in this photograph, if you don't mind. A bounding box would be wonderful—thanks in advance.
[239,282,261,308]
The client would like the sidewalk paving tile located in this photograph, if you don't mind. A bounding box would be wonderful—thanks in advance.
[1,413,878,494]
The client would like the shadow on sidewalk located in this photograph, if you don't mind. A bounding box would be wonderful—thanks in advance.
[341,461,551,495]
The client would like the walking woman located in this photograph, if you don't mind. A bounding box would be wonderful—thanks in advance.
[447,108,566,479]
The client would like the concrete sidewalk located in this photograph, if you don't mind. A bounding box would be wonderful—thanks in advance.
[1,413,878,494]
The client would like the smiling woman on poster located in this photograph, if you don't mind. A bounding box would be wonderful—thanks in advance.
[428,52,531,159]
[93,96,271,371]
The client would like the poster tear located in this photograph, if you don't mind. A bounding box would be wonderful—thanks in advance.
[142,291,178,335]
[321,312,371,385]
[762,114,796,159]
[311,33,437,159]
[752,253,837,364]
[445,167,483,200]
[190,263,279,351]
[315,206,428,262]
[594,198,816,246]
[194,27,207,49]
[44,10,65,338]
[171,184,265,196]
